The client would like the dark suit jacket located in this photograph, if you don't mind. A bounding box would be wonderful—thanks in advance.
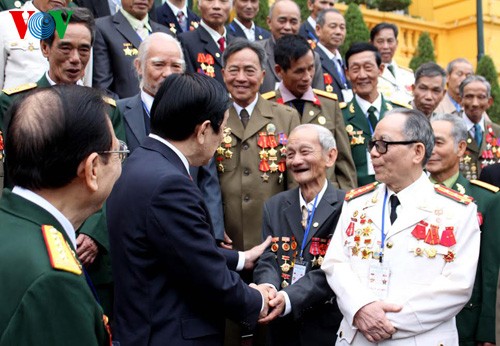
[314,46,351,102]
[226,20,270,41]
[92,11,170,99]
[298,20,318,43]
[107,137,261,346]
[156,3,200,36]
[253,183,344,345]
[117,94,225,240]
[178,26,232,88]
[258,38,324,94]
[75,0,161,20]
[479,163,500,188]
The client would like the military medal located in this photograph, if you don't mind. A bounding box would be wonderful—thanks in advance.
[323,73,334,93]
[290,237,297,251]
[444,250,455,262]
[216,127,233,172]
[439,226,456,247]
[281,273,290,288]
[271,237,279,252]
[424,224,440,245]
[317,238,328,266]
[281,237,290,251]
[411,220,428,240]
[197,53,215,78]
[309,237,320,266]
[169,23,177,34]
[281,256,291,273]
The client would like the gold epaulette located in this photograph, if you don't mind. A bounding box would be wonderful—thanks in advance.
[390,99,412,109]
[313,88,338,101]
[345,182,379,201]
[2,82,37,96]
[102,96,116,107]
[470,179,500,193]
[261,91,276,100]
[434,184,474,205]
[339,102,347,109]
[42,225,82,275]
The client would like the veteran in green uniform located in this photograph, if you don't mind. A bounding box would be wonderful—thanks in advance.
[427,113,500,346]
[0,8,124,318]
[0,85,121,345]
[342,42,410,186]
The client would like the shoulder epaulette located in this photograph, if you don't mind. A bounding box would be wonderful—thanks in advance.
[261,91,276,100]
[313,88,338,101]
[339,102,347,109]
[434,184,474,205]
[399,65,414,73]
[390,99,412,109]
[42,225,82,275]
[470,179,500,193]
[345,182,379,201]
[102,96,116,107]
[2,82,37,96]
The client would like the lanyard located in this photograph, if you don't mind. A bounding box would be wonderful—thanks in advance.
[142,101,150,118]
[300,194,319,259]
[379,189,389,263]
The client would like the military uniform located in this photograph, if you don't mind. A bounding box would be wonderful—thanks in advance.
[460,120,500,180]
[341,95,410,186]
[323,173,481,345]
[217,95,300,251]
[449,175,500,345]
[0,0,27,11]
[0,189,110,345]
[377,62,414,105]
[264,88,357,191]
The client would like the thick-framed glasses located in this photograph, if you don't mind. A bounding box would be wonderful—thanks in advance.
[97,140,129,163]
[368,139,419,154]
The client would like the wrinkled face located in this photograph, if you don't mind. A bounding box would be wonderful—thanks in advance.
[138,40,184,97]
[447,61,473,98]
[412,75,446,117]
[222,48,264,107]
[461,81,492,123]
[41,23,92,85]
[277,50,315,98]
[426,120,463,179]
[308,0,335,18]
[371,28,397,64]
[199,0,231,29]
[316,11,345,51]
[33,0,69,12]
[346,50,383,101]
[286,127,335,187]
[121,0,155,20]
[234,0,259,22]
[267,0,301,40]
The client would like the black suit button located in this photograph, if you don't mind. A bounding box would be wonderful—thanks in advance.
[243,144,249,150]
[244,169,250,176]
[243,195,250,202]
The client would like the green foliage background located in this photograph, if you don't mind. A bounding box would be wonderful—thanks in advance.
[476,55,500,124]
[409,32,435,71]
[340,3,370,56]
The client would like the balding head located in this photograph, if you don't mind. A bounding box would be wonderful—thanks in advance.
[267,0,301,40]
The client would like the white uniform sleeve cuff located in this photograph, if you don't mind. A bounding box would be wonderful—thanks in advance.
[236,251,245,271]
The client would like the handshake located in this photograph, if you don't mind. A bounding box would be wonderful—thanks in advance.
[250,283,286,324]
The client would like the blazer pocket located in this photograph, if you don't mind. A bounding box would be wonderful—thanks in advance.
[181,317,221,340]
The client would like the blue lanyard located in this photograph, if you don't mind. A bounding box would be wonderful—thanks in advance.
[379,189,389,263]
[142,101,150,118]
[300,194,319,259]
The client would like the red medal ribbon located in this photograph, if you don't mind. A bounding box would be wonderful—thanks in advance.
[411,220,428,240]
[319,238,327,256]
[477,212,483,226]
[278,159,286,172]
[257,132,269,148]
[345,220,355,236]
[313,96,321,106]
[197,53,206,63]
[323,73,333,85]
[268,134,278,148]
[439,226,456,247]
[205,54,214,65]
[259,159,270,172]
[424,224,440,245]
[276,98,284,104]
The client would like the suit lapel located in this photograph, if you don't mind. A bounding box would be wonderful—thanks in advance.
[227,107,244,141]
[302,102,321,124]
[381,65,396,86]
[198,27,223,67]
[123,95,148,145]
[304,184,340,246]
[113,11,142,48]
[227,21,244,38]
[467,132,480,154]
[347,98,371,136]
[264,39,280,82]
[283,189,304,248]
[242,96,274,142]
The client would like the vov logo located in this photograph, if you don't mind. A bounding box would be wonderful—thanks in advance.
[9,9,73,40]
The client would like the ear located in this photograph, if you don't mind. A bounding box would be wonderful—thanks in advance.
[40,40,50,59]
[487,96,494,108]
[324,148,338,168]
[275,64,283,80]
[77,153,100,193]
[411,84,416,93]
[378,63,385,76]
[266,16,272,28]
[260,68,266,85]
[413,142,426,165]
[134,58,142,77]
[457,139,467,157]
[195,120,212,145]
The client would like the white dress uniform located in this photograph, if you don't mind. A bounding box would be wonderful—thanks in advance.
[377,61,414,105]
[322,173,480,345]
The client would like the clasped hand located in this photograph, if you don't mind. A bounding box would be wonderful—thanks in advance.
[249,284,286,323]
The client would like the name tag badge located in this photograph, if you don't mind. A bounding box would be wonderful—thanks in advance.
[367,150,375,175]
[368,263,391,299]
[291,260,308,285]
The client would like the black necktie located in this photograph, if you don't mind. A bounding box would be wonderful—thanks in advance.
[387,64,396,77]
[389,195,400,225]
[240,108,250,128]
[291,99,306,116]
[367,106,378,131]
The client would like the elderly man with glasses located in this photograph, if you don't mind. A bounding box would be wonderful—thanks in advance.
[322,108,480,345]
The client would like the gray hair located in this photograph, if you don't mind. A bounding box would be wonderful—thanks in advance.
[414,62,446,89]
[291,124,337,153]
[431,113,468,150]
[446,58,472,75]
[459,74,491,98]
[384,108,434,166]
[222,38,267,70]
[316,8,342,28]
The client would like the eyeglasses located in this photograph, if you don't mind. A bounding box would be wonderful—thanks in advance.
[368,139,419,154]
[97,140,130,163]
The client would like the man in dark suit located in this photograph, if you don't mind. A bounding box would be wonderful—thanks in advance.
[178,0,231,87]
[117,32,226,243]
[259,0,324,93]
[107,73,273,346]
[480,163,500,187]
[156,0,200,37]
[92,0,170,99]
[254,123,344,345]
[314,8,352,102]
[226,0,270,41]
[0,85,120,345]
[298,0,335,45]
[75,0,161,19]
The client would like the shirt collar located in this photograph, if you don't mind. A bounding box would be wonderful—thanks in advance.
[462,112,484,132]
[45,71,84,86]
[306,16,316,29]
[12,186,77,249]
[233,17,255,32]
[120,8,152,32]
[278,82,316,103]
[200,20,226,42]
[316,42,335,59]
[166,0,188,17]
[233,94,259,117]
[355,93,382,116]
[149,134,190,175]
[299,179,328,210]
[388,171,428,209]
[447,92,462,113]
[141,89,155,113]
[429,171,460,189]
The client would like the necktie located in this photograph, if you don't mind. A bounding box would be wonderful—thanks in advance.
[177,11,187,32]
[218,37,225,52]
[333,58,347,87]
[389,195,400,225]
[291,99,306,116]
[474,123,483,147]
[367,106,378,131]
[301,206,309,229]
[136,24,149,40]
[240,108,250,128]
[387,64,396,77]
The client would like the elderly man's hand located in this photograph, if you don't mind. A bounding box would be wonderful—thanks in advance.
[244,236,272,270]
[353,301,402,342]
[76,234,99,267]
